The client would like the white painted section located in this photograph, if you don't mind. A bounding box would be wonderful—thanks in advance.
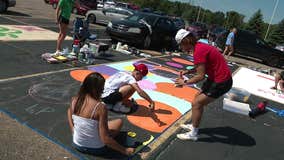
[233,67,284,104]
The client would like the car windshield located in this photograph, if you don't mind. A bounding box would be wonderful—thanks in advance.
[126,14,156,26]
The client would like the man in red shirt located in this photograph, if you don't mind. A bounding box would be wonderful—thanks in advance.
[175,29,233,141]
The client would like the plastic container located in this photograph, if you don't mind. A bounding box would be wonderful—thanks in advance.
[89,43,99,56]
[224,87,251,103]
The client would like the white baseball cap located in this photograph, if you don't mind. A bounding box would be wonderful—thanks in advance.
[175,29,191,44]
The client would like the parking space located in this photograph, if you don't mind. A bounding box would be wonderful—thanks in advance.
[1,0,284,160]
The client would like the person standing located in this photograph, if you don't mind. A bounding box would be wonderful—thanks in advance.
[67,72,134,156]
[102,63,155,113]
[223,28,237,58]
[174,29,233,141]
[54,0,79,55]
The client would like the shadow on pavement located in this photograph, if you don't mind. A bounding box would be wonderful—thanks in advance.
[198,126,256,146]
[2,11,31,17]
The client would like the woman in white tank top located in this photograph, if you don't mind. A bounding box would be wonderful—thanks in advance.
[67,72,134,156]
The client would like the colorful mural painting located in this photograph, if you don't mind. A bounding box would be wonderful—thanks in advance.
[70,60,199,133]
[0,25,72,41]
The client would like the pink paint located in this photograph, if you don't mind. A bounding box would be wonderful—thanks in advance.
[138,80,157,90]
[257,75,274,81]
[166,62,183,69]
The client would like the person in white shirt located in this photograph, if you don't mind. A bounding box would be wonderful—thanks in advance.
[102,63,155,113]
[67,72,134,156]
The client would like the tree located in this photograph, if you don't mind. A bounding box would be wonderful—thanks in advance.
[245,9,265,38]
[224,11,245,29]
[268,19,284,45]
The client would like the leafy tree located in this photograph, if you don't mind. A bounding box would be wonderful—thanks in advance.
[245,9,265,37]
[224,11,245,29]
[268,19,284,45]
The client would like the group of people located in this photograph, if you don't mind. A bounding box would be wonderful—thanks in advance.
[56,0,281,157]
[66,28,234,157]
[67,63,154,156]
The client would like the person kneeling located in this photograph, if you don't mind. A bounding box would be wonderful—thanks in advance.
[102,63,155,113]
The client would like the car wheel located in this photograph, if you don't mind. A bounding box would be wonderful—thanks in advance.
[265,56,279,68]
[143,35,151,49]
[0,0,7,13]
[87,14,96,24]
[52,3,57,9]
[72,8,78,14]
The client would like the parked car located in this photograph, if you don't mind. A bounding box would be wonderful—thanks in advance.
[171,17,185,30]
[106,12,178,49]
[275,45,284,52]
[50,0,97,15]
[216,30,284,68]
[86,7,134,25]
[97,0,103,9]
[0,0,16,13]
[115,2,139,10]
[103,0,115,9]
[186,22,208,38]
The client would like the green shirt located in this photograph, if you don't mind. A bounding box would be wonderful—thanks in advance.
[58,0,74,20]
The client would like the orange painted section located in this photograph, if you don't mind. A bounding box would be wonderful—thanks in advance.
[172,57,194,66]
[127,100,182,133]
[155,82,199,102]
[70,70,109,82]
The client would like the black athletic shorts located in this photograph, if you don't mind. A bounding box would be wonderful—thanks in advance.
[201,78,233,99]
[102,90,123,105]
[58,15,69,24]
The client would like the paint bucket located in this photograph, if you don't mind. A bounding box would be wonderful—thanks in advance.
[223,98,251,116]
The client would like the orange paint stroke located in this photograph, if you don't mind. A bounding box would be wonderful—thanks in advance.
[172,57,194,66]
[70,70,109,82]
[156,82,199,102]
[127,100,182,133]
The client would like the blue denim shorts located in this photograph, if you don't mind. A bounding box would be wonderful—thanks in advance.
[72,143,109,156]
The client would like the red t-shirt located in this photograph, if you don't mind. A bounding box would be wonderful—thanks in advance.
[193,42,231,83]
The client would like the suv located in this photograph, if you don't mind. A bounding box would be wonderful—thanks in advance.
[216,30,284,68]
[106,12,178,49]
[0,0,16,13]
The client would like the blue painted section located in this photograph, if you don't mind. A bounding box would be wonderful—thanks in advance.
[131,89,192,114]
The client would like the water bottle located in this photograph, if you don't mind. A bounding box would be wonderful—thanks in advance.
[78,52,84,62]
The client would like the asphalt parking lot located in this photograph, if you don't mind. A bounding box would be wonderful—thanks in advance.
[1,1,284,160]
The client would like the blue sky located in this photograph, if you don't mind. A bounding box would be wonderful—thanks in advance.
[171,0,284,24]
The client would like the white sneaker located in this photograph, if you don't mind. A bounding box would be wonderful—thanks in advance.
[177,132,198,141]
[113,102,131,113]
[180,124,194,131]
[51,50,62,56]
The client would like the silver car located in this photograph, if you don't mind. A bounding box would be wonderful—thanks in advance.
[86,7,134,25]
[0,0,16,12]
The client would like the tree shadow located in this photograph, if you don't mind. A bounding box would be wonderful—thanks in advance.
[2,11,31,17]
[198,126,256,146]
